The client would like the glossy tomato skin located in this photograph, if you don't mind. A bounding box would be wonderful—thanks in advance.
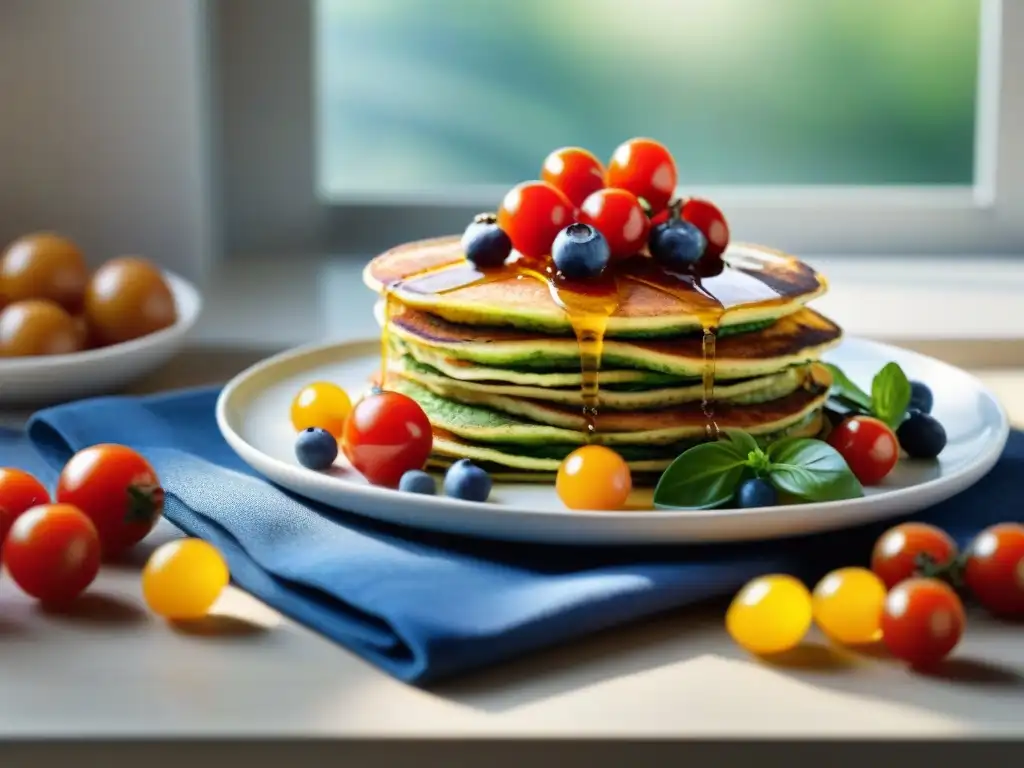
[605,138,678,214]
[84,257,177,347]
[4,503,101,604]
[556,445,632,511]
[0,467,51,544]
[541,147,605,208]
[881,578,965,668]
[964,523,1024,617]
[56,444,164,558]
[827,416,899,486]
[871,522,958,590]
[0,233,89,313]
[341,392,433,488]
[681,198,730,258]
[497,181,575,260]
[578,189,650,259]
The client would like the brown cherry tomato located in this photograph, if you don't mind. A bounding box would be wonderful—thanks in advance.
[84,257,177,347]
[1,233,90,313]
[0,299,82,357]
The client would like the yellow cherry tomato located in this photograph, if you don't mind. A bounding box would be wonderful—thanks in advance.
[142,539,229,620]
[727,574,813,655]
[290,381,352,438]
[556,445,632,510]
[812,566,887,645]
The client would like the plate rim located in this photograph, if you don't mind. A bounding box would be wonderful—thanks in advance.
[0,270,202,371]
[215,336,1011,529]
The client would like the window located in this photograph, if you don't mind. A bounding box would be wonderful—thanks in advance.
[316,0,978,193]
[216,0,1024,258]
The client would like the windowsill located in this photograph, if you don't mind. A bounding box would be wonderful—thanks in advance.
[195,253,1024,368]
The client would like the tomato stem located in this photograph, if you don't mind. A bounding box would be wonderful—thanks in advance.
[125,483,165,526]
[914,551,965,589]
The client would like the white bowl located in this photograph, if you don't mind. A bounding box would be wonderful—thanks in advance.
[0,272,202,407]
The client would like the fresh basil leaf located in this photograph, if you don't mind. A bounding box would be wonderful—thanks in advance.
[823,363,872,411]
[654,442,748,510]
[871,362,912,429]
[827,394,871,417]
[766,438,864,502]
[722,428,761,459]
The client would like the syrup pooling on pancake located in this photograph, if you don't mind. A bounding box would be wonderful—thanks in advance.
[624,256,788,437]
[380,259,501,389]
[374,245,806,440]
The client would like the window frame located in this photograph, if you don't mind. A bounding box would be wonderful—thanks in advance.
[215,0,1023,259]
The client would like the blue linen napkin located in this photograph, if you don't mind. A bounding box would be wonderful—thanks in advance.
[6,386,1019,684]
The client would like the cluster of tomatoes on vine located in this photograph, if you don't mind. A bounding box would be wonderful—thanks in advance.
[0,446,227,620]
[460,138,730,280]
[729,520,1024,670]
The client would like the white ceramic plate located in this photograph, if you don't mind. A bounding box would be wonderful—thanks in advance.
[0,272,202,407]
[216,338,1009,546]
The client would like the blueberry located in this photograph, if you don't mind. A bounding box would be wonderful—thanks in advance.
[461,215,512,268]
[399,469,436,495]
[552,223,611,280]
[736,478,777,509]
[897,411,946,459]
[908,381,934,414]
[295,427,338,470]
[443,459,492,502]
[649,221,707,271]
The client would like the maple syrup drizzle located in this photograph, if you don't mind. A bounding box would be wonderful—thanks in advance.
[514,262,619,437]
[379,249,788,441]
[619,257,786,439]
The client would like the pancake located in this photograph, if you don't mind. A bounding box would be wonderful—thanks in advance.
[426,411,826,477]
[396,338,681,387]
[387,364,831,446]
[392,354,809,410]
[388,306,842,379]
[363,236,828,337]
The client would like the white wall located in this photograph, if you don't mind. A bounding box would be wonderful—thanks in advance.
[0,0,215,285]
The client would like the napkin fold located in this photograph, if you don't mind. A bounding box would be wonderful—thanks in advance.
[3,386,1016,684]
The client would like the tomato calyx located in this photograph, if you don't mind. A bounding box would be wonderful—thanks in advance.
[914,551,965,589]
[664,197,684,223]
[125,483,165,526]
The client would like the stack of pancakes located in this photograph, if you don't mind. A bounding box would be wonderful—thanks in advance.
[363,237,842,481]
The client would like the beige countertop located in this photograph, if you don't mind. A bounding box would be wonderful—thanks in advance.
[0,346,1022,750]
[4,254,1024,761]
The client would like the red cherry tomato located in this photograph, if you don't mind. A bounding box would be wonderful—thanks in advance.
[341,392,433,488]
[871,522,958,590]
[56,444,164,558]
[578,188,650,259]
[881,577,965,668]
[682,198,730,258]
[827,416,899,486]
[497,181,575,260]
[605,137,677,214]
[541,147,605,209]
[964,523,1024,617]
[0,467,50,544]
[4,503,101,604]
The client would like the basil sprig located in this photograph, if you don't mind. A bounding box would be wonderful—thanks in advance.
[824,361,911,429]
[653,429,863,510]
